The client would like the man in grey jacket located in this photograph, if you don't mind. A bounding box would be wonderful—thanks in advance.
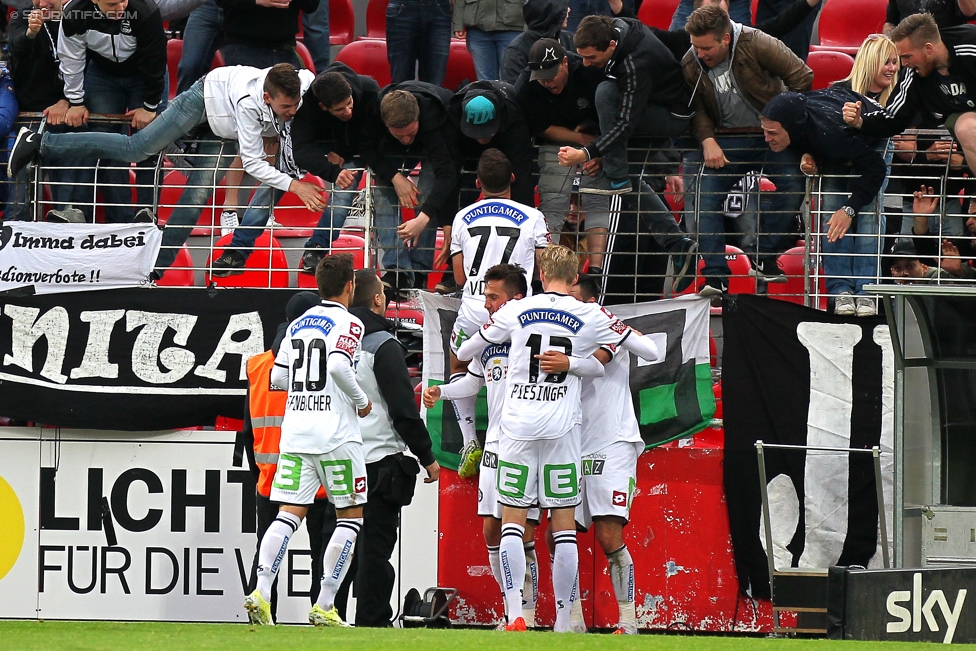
[324,269,440,626]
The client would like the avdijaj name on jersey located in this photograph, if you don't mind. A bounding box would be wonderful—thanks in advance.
[460,201,529,226]
[517,309,583,333]
[289,314,335,337]
[510,383,569,401]
[287,393,331,411]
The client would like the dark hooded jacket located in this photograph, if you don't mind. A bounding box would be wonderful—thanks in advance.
[8,10,66,111]
[764,87,887,214]
[361,81,461,227]
[292,62,380,183]
[499,0,576,84]
[585,17,691,160]
[449,80,535,205]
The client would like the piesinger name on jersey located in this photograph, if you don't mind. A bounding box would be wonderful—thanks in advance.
[517,309,583,333]
[510,383,569,401]
[287,394,331,411]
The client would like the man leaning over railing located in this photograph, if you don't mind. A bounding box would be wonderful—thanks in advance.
[8,63,328,279]
[681,4,811,297]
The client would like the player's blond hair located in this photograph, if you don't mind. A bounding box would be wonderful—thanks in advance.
[538,244,579,283]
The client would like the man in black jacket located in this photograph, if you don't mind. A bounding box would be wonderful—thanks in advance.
[361,82,462,296]
[499,0,575,84]
[763,88,888,316]
[59,0,168,223]
[217,0,319,67]
[292,63,381,273]
[844,13,976,175]
[324,269,440,626]
[7,0,92,221]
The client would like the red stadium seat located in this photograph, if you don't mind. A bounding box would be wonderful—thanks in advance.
[296,233,368,287]
[166,38,224,99]
[295,41,316,73]
[270,173,327,237]
[811,0,887,55]
[637,0,680,30]
[330,0,356,46]
[206,233,291,287]
[443,40,477,92]
[767,245,828,309]
[335,40,392,87]
[156,246,198,286]
[673,244,757,296]
[362,0,388,40]
[807,50,855,90]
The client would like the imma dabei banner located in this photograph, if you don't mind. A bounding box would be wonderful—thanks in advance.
[0,222,163,294]
[0,288,298,429]
[420,293,714,470]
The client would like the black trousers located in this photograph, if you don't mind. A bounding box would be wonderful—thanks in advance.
[248,493,329,622]
[326,452,419,627]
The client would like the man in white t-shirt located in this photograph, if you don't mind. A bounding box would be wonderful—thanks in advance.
[542,272,644,634]
[447,149,550,479]
[245,253,372,628]
[455,244,661,632]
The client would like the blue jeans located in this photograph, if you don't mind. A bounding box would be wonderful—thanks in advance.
[10,120,94,221]
[386,0,452,85]
[307,165,362,248]
[177,0,223,95]
[465,28,519,81]
[229,185,281,255]
[302,7,331,73]
[594,80,689,181]
[669,0,750,29]
[819,170,883,296]
[373,167,436,287]
[694,135,802,277]
[222,42,301,68]
[84,61,168,223]
[567,0,633,32]
[756,0,820,60]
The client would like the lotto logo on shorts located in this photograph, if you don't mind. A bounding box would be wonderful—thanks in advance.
[497,461,528,499]
[612,491,627,506]
[543,464,578,499]
[354,477,366,493]
[582,459,605,476]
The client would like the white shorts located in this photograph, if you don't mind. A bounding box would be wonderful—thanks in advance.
[270,441,368,510]
[479,441,542,521]
[496,429,582,510]
[450,304,489,355]
[575,440,642,530]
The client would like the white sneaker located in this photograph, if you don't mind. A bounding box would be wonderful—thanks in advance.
[834,292,856,316]
[220,210,239,237]
[855,296,877,317]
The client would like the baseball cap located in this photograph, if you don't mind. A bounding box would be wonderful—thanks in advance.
[528,38,565,81]
[461,95,499,140]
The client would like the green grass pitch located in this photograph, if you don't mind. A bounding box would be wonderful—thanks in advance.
[0,622,968,650]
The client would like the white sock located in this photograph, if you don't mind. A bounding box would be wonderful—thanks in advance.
[552,530,579,633]
[255,511,302,599]
[522,541,538,627]
[449,375,477,447]
[499,523,525,623]
[608,544,637,628]
[487,544,505,618]
[316,518,362,611]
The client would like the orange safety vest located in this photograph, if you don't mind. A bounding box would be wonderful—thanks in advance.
[247,350,326,499]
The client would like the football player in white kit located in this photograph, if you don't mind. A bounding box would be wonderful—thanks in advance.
[455,244,662,632]
[544,273,644,634]
[447,149,550,479]
[246,254,373,628]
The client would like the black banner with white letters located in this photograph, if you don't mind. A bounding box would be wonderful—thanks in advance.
[0,288,301,430]
[723,295,892,599]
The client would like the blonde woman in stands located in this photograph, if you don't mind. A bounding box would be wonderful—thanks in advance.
[805,34,899,316]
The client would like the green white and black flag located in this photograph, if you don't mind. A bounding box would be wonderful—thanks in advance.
[420,294,715,470]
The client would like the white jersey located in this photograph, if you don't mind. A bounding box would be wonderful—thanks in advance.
[467,341,510,445]
[476,292,631,441]
[274,301,365,455]
[450,198,550,319]
[581,345,643,456]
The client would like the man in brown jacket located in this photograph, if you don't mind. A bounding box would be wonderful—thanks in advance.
[681,4,812,295]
